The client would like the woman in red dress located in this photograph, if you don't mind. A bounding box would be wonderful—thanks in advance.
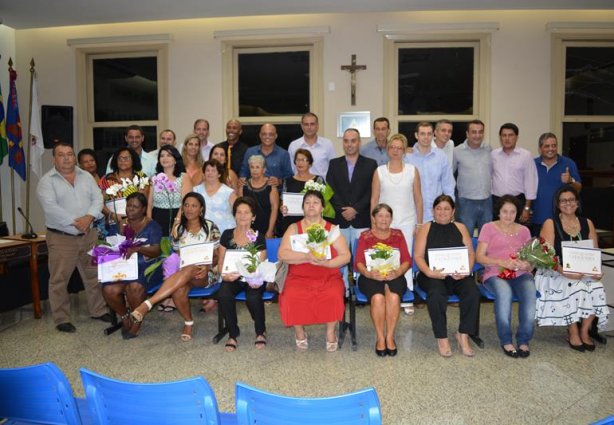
[278,190,351,352]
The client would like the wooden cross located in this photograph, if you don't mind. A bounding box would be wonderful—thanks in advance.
[341,54,367,106]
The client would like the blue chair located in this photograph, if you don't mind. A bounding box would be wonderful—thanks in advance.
[0,362,90,425]
[80,368,236,425]
[235,382,382,425]
[339,239,414,351]
[592,415,614,425]
[212,238,279,344]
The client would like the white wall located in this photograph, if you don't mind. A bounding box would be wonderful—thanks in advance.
[10,9,614,230]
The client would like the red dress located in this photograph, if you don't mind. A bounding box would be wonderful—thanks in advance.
[279,221,345,326]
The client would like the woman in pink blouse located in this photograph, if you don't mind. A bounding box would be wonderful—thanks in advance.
[476,195,536,358]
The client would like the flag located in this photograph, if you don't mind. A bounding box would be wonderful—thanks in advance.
[0,78,8,165]
[29,72,45,177]
[6,68,25,181]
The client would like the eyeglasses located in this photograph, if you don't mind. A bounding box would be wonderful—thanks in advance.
[559,198,577,205]
[388,146,404,151]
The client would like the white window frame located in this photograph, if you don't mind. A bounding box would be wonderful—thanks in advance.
[221,38,323,128]
[75,44,168,150]
[384,33,491,133]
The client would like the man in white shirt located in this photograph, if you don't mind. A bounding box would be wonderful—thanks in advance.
[106,125,157,177]
[432,119,454,170]
[288,112,336,178]
[194,118,215,161]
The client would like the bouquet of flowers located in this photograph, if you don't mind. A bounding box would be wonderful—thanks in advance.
[368,242,399,276]
[301,179,335,219]
[89,233,147,265]
[234,230,276,288]
[497,237,559,280]
[103,174,149,227]
[152,173,178,235]
[303,223,339,260]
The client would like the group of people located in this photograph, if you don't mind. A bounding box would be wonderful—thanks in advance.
[37,113,609,358]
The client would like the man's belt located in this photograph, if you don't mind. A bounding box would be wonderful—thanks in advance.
[46,227,85,237]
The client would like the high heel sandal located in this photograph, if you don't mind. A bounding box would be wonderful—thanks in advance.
[326,339,338,352]
[130,300,152,324]
[455,333,475,357]
[295,332,308,351]
[437,338,452,358]
[180,321,194,342]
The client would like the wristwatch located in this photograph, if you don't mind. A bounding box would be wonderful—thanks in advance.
[523,206,530,212]
[570,177,576,184]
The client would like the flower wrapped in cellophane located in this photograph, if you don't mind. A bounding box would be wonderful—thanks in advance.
[517,237,559,271]
[89,233,147,265]
[368,242,400,276]
[235,230,276,288]
[304,223,336,259]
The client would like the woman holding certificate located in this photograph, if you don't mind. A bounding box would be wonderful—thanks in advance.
[280,149,324,234]
[354,203,411,357]
[535,186,609,351]
[476,195,536,358]
[131,192,221,341]
[278,190,351,352]
[217,197,268,352]
[414,195,479,357]
[102,192,162,339]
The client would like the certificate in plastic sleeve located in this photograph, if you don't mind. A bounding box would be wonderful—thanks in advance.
[180,242,215,268]
[427,246,470,275]
[282,192,304,216]
[98,253,138,283]
[105,198,127,216]
[222,249,250,274]
[562,246,602,275]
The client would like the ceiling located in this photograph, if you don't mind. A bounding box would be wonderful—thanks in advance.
[1,0,613,30]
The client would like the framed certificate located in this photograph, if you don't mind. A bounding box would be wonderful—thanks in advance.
[180,242,215,268]
[98,253,138,283]
[222,249,250,274]
[282,192,304,216]
[290,234,332,260]
[364,248,401,271]
[105,198,127,216]
[562,246,602,275]
[427,246,470,275]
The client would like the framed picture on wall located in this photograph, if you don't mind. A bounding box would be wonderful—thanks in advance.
[337,111,371,138]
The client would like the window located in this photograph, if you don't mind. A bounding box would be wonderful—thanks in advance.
[552,37,614,187]
[222,39,323,147]
[384,35,490,146]
[76,44,168,173]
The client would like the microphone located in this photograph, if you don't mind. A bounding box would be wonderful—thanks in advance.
[17,207,38,239]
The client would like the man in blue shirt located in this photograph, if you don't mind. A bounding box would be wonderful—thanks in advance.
[360,117,390,166]
[532,132,582,235]
[404,121,455,222]
[240,123,293,187]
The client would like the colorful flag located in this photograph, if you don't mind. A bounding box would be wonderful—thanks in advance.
[29,72,45,177]
[0,78,8,165]
[6,68,25,181]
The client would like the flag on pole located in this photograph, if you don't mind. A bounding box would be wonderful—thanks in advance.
[0,78,8,165]
[29,72,45,177]
[7,68,26,181]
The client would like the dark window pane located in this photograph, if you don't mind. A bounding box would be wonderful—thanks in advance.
[562,122,614,173]
[238,51,309,116]
[565,47,614,116]
[93,57,158,122]
[93,126,157,176]
[399,121,471,147]
[398,47,473,115]
[240,124,304,151]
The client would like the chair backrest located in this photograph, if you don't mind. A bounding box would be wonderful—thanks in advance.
[265,238,281,263]
[235,382,382,425]
[0,362,83,425]
[471,236,483,273]
[80,368,227,425]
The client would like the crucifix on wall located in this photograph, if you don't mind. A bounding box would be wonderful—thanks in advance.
[341,54,367,106]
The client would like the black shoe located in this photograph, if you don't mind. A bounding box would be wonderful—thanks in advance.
[501,346,518,358]
[567,339,585,352]
[56,322,76,333]
[517,348,530,358]
[92,313,114,323]
[583,342,596,352]
[386,341,398,357]
[375,347,387,357]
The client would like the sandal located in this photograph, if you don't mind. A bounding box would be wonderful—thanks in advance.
[180,321,194,342]
[163,305,176,313]
[455,333,475,357]
[130,300,152,324]
[437,338,452,358]
[255,334,267,349]
[326,339,338,352]
[225,338,238,352]
[295,332,308,350]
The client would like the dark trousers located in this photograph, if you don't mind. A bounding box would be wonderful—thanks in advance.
[217,279,266,339]
[417,273,480,339]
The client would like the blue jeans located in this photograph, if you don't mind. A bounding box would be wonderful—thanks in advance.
[340,226,366,294]
[456,197,492,236]
[484,273,536,346]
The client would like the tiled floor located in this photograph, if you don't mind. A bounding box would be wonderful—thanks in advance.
[1,294,612,424]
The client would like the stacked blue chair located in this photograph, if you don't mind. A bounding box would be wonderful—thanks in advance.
[235,382,382,425]
[212,238,279,344]
[0,362,90,425]
[80,368,236,424]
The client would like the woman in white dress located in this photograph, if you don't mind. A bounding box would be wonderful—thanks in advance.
[535,186,609,352]
[193,159,237,235]
[371,133,423,292]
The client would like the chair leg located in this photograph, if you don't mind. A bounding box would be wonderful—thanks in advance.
[470,302,484,349]
[338,299,348,349]
[349,291,358,351]
[211,302,228,344]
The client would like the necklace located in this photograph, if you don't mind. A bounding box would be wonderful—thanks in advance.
[559,214,580,239]
[386,163,404,185]
[496,221,517,237]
